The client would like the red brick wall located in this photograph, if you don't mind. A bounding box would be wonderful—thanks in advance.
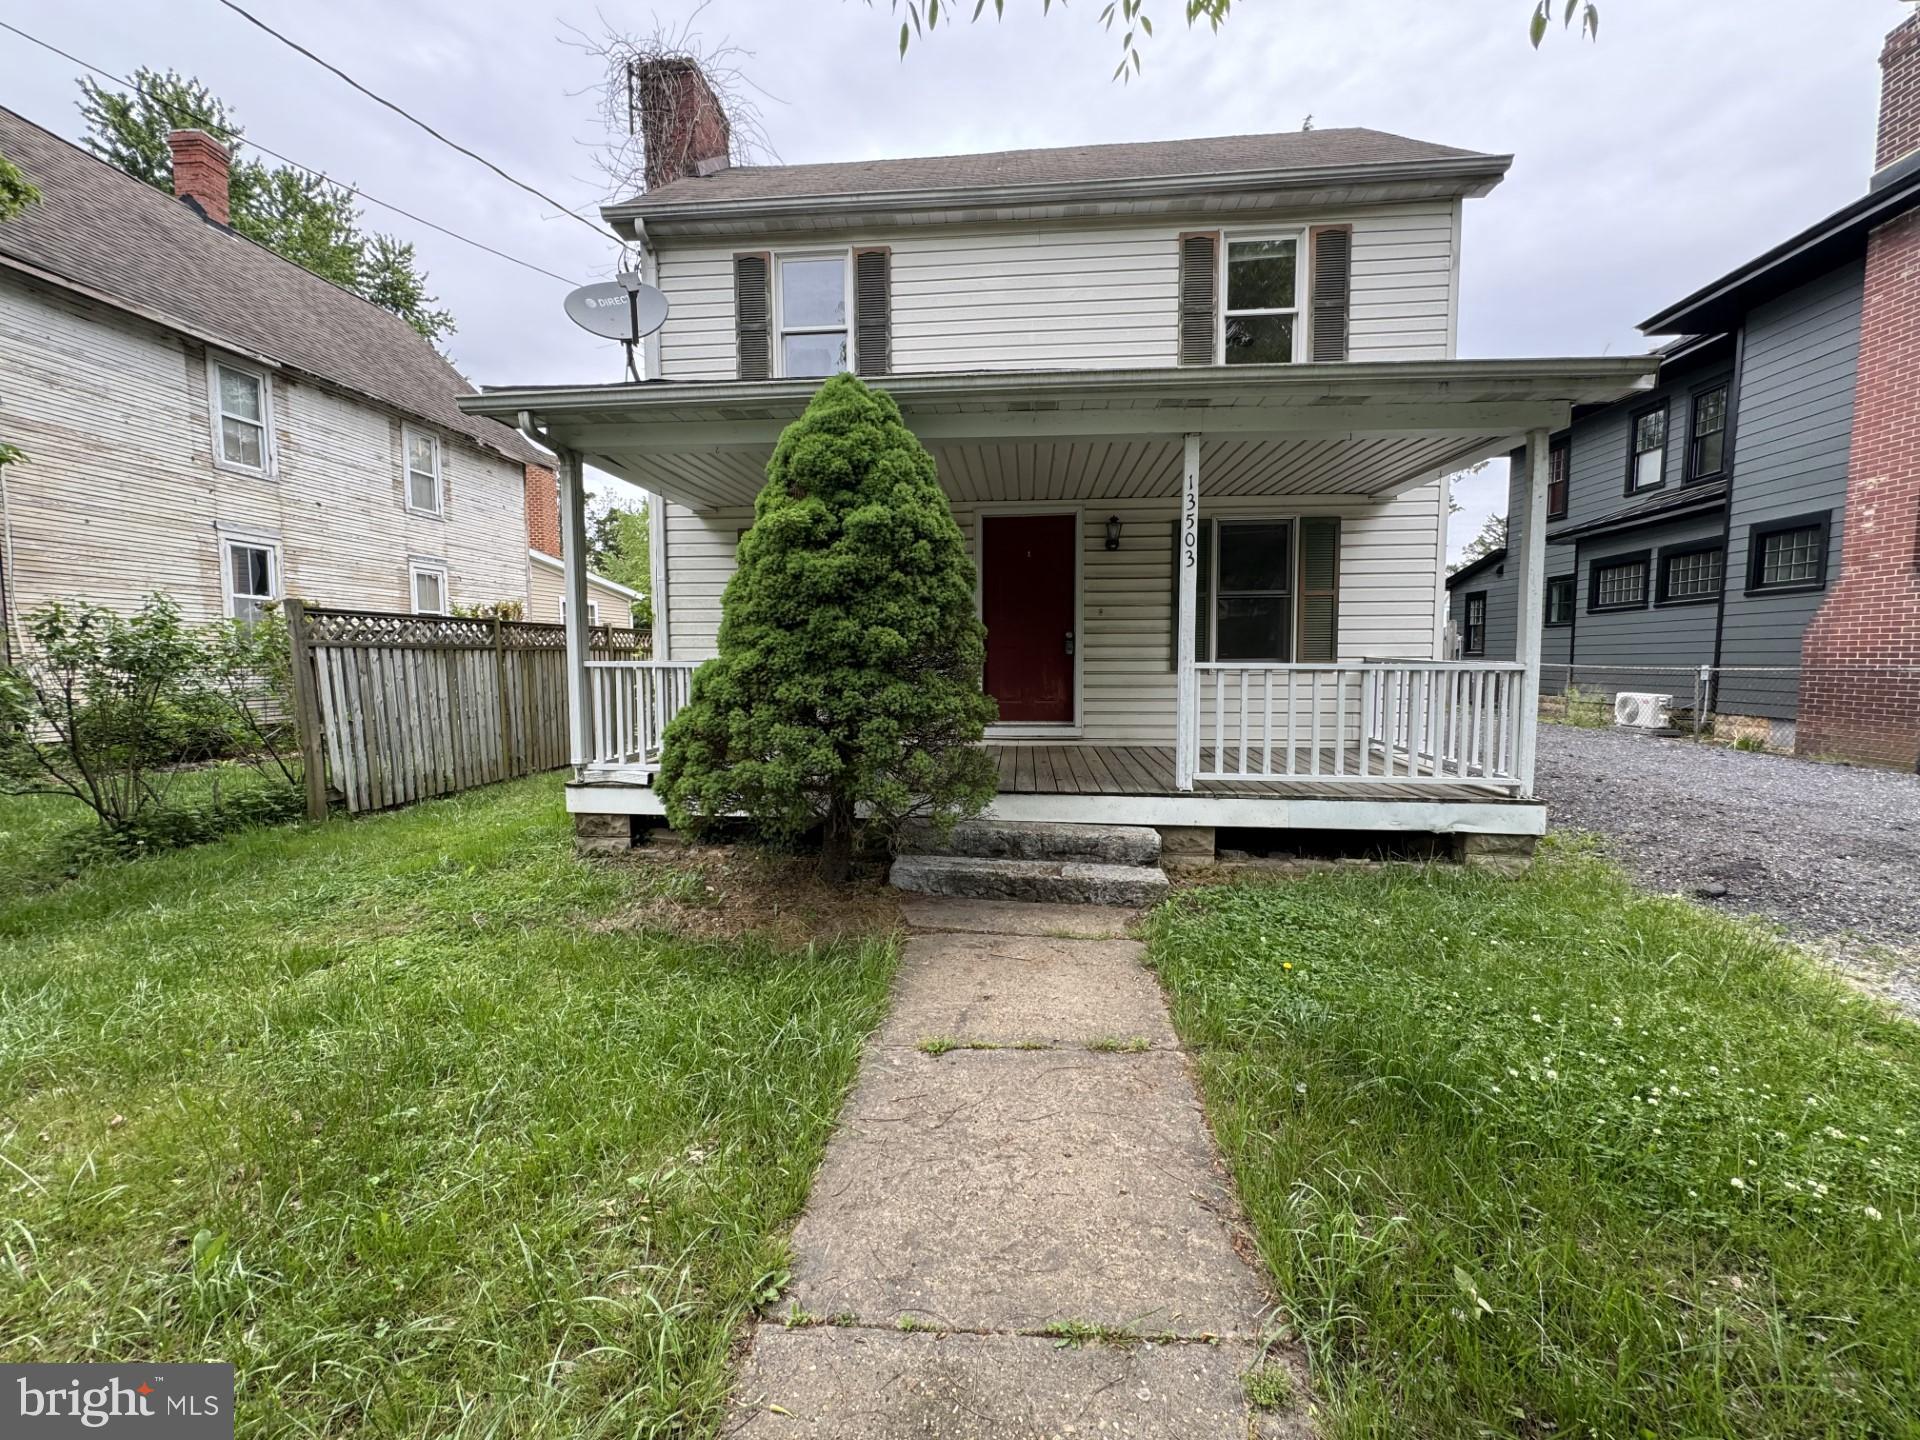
[1798,204,1920,770]
[167,130,230,225]
[525,464,560,558]
[634,59,730,189]
[1879,14,1920,173]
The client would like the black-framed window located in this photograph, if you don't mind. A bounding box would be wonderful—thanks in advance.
[1214,519,1294,661]
[1589,550,1651,612]
[1746,511,1830,594]
[1462,591,1487,656]
[1545,574,1575,627]
[1657,542,1724,606]
[1548,439,1571,519]
[1626,403,1668,494]
[1687,384,1729,481]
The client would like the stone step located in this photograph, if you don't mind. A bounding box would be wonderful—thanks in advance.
[889,853,1171,908]
[898,818,1162,866]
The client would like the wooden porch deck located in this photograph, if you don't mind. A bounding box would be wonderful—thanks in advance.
[987,743,1517,802]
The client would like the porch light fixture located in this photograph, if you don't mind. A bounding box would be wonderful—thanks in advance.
[1105,516,1122,550]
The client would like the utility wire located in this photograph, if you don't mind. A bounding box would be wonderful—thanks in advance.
[0,18,584,288]
[214,0,619,242]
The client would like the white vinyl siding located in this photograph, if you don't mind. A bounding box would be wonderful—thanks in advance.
[661,479,1442,745]
[526,556,639,624]
[651,204,1459,379]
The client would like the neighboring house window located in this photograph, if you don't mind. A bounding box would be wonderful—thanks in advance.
[1747,512,1830,593]
[1545,575,1575,627]
[1589,551,1651,612]
[560,598,603,624]
[1626,404,1667,493]
[1462,592,1487,656]
[1658,543,1724,605]
[210,359,273,474]
[1687,384,1729,481]
[1221,236,1300,365]
[223,538,278,623]
[410,562,449,615]
[777,253,849,378]
[1211,520,1294,660]
[404,427,443,516]
[1547,440,1570,520]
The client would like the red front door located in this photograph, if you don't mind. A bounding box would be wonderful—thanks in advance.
[982,513,1076,725]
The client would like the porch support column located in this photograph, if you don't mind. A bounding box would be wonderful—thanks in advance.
[1174,432,1201,792]
[1513,427,1551,797]
[559,446,593,769]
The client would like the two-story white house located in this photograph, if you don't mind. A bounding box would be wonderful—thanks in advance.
[461,72,1656,863]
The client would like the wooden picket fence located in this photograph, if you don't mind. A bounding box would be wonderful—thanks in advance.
[285,600,649,818]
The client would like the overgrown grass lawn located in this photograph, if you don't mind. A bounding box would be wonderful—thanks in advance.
[1150,842,1920,1439]
[0,777,895,1437]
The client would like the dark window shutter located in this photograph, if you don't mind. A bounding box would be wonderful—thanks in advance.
[1177,232,1220,366]
[733,252,772,380]
[1296,516,1340,661]
[853,247,891,376]
[1308,226,1353,363]
[1168,517,1212,671]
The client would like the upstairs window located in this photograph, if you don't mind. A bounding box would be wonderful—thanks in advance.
[777,254,848,378]
[1747,513,1830,593]
[1627,404,1667,493]
[210,360,272,474]
[410,561,449,615]
[1222,237,1300,365]
[1548,440,1570,519]
[224,539,278,623]
[1462,592,1487,656]
[1545,575,1575,626]
[1688,385,1729,481]
[405,427,443,516]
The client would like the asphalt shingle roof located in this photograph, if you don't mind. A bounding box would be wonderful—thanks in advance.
[626,127,1502,211]
[0,107,547,467]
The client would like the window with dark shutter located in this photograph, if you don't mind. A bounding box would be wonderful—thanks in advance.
[1296,516,1340,661]
[1308,225,1352,363]
[853,247,891,376]
[1177,232,1220,366]
[733,252,772,380]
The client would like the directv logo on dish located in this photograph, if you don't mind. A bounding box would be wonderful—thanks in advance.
[5,1365,233,1437]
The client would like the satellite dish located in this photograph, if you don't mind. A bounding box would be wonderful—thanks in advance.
[565,274,669,342]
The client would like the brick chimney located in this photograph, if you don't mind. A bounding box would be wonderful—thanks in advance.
[525,464,561,558]
[1797,11,1920,770]
[167,129,231,225]
[632,58,731,190]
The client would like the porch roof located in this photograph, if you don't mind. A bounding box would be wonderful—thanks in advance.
[460,358,1657,513]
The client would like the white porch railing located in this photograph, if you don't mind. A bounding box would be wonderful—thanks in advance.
[586,660,697,772]
[1191,661,1527,789]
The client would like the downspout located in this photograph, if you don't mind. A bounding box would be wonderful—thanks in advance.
[1707,325,1747,685]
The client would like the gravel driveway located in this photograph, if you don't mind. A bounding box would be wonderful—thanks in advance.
[1534,723,1920,1008]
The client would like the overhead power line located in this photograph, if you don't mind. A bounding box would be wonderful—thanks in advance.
[0,18,584,288]
[214,0,617,243]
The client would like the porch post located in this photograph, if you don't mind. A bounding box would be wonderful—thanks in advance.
[559,447,594,768]
[1513,427,1551,796]
[1174,432,1201,791]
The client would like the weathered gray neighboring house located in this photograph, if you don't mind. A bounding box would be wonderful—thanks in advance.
[0,107,555,658]
[1449,14,1920,760]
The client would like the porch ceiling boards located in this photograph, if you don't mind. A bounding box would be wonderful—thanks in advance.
[461,358,1659,514]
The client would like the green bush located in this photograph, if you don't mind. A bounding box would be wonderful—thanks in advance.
[657,375,997,879]
[53,783,304,871]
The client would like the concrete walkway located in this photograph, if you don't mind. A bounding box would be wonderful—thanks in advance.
[725,896,1301,1438]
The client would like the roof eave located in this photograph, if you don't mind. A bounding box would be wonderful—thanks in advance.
[1545,487,1729,546]
[1445,548,1508,589]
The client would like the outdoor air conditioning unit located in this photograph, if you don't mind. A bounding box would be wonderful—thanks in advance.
[1614,692,1672,729]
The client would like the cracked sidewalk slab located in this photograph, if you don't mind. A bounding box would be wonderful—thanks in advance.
[785,1046,1268,1338]
[726,1327,1299,1438]
[898,895,1141,939]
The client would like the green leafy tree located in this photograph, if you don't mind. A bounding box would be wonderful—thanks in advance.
[587,500,653,626]
[656,375,998,881]
[77,69,453,343]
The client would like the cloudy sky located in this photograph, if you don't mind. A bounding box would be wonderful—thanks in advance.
[2,0,1902,550]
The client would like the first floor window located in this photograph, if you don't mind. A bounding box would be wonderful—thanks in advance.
[1628,405,1667,492]
[1222,236,1300,364]
[411,563,448,615]
[778,253,848,377]
[1213,519,1293,661]
[1545,575,1575,626]
[1659,544,1724,604]
[405,428,443,515]
[212,360,271,473]
[225,540,277,622]
[1462,592,1487,656]
[1688,385,1728,480]
[1748,514,1829,592]
[1548,441,1570,519]
[1590,553,1650,611]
